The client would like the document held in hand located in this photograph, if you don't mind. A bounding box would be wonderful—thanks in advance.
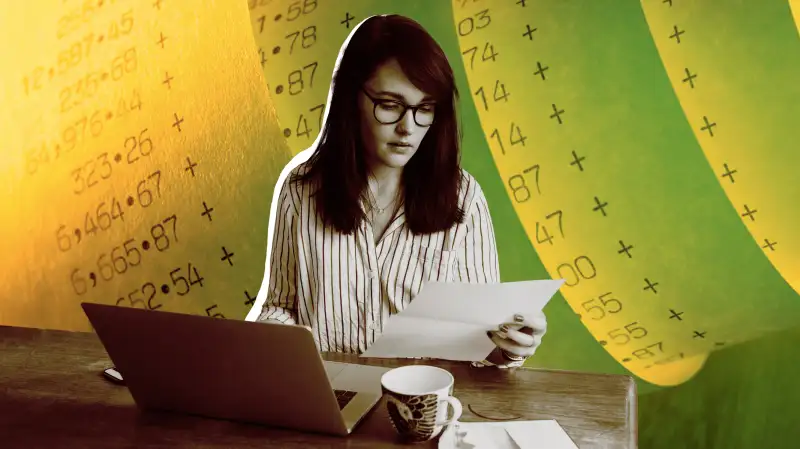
[360,280,565,361]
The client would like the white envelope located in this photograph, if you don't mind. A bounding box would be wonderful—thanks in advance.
[438,420,579,449]
[360,280,565,361]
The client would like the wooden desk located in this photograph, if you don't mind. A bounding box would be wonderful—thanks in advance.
[0,325,637,448]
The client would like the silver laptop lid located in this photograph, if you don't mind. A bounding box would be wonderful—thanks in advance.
[81,303,348,434]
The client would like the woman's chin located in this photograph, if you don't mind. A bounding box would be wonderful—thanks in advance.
[379,147,416,168]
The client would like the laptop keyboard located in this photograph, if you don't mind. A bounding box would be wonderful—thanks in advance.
[333,389,357,409]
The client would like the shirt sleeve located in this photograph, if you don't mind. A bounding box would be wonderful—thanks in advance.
[257,178,299,325]
[456,183,500,283]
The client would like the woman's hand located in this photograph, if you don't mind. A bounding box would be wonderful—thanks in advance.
[471,312,547,369]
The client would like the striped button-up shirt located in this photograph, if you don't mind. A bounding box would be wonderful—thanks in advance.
[257,165,500,354]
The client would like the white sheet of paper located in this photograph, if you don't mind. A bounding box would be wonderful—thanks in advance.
[438,420,578,449]
[504,420,579,449]
[360,280,564,361]
[324,361,391,395]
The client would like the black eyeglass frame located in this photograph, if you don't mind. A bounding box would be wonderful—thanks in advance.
[361,88,436,127]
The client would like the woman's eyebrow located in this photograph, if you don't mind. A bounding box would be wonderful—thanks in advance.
[374,90,434,103]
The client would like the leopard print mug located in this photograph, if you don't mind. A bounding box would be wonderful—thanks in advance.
[380,365,463,443]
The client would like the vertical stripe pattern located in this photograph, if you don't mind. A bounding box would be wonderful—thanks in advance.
[257,165,500,354]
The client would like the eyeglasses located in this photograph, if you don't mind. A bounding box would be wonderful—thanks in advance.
[362,89,435,127]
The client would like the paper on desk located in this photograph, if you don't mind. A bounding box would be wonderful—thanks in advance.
[438,420,578,449]
[323,361,391,395]
[360,280,564,361]
[504,421,579,449]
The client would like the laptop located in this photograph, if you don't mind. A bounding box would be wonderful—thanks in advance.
[81,302,387,436]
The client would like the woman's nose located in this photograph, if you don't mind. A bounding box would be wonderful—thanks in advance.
[394,109,415,135]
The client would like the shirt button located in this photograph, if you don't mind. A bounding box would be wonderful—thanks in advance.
[368,270,377,279]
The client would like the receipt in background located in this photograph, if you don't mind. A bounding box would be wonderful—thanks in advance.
[360,280,565,361]
[0,0,291,331]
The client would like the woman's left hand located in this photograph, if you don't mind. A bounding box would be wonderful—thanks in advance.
[471,311,547,369]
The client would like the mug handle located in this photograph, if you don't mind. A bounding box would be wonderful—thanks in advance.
[435,396,463,427]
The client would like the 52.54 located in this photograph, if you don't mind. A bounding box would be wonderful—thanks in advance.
[115,263,204,310]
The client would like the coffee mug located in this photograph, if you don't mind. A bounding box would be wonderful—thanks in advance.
[380,365,463,442]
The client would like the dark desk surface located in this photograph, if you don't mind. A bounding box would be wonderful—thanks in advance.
[0,325,637,448]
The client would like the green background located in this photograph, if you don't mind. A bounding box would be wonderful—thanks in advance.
[299,1,798,447]
[4,0,796,447]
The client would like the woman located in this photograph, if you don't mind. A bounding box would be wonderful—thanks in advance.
[257,14,546,368]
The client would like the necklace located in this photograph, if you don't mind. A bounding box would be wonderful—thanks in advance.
[373,196,397,215]
[366,175,402,217]
[369,187,404,219]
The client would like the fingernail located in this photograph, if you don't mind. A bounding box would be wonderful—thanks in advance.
[499,324,509,333]
[514,314,524,322]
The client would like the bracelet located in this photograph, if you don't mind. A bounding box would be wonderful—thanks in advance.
[501,349,527,362]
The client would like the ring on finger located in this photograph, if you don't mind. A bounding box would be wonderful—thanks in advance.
[499,326,536,347]
[501,349,527,362]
